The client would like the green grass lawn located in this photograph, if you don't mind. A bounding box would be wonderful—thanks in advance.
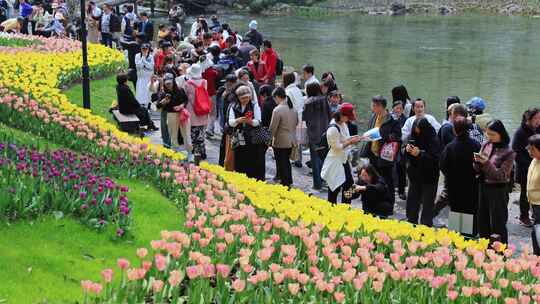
[0,122,185,303]
[63,75,122,124]
[0,179,184,303]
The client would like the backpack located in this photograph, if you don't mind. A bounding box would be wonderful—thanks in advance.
[188,80,211,116]
[275,57,284,76]
[315,123,340,160]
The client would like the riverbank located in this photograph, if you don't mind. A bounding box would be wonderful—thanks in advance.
[224,0,540,16]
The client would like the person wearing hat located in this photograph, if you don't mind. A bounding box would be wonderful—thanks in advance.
[183,64,209,162]
[135,43,154,109]
[321,103,362,204]
[466,97,492,131]
[244,19,263,49]
[228,85,265,180]
[157,72,190,157]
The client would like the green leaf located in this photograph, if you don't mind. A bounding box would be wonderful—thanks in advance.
[53,211,64,220]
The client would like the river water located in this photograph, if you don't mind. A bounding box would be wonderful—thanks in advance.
[218,14,540,131]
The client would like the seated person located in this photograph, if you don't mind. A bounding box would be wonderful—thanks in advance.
[0,17,24,33]
[349,164,393,218]
[116,73,158,131]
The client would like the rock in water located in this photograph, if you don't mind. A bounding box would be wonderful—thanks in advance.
[390,2,407,16]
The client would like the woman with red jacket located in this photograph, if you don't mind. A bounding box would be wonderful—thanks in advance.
[247,49,267,84]
[261,40,278,84]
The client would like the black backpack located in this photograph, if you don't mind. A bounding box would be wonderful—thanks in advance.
[315,123,340,160]
[275,57,284,76]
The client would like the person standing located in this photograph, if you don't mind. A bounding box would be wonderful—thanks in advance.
[247,49,267,85]
[405,117,441,227]
[99,4,117,48]
[321,103,362,204]
[137,12,153,43]
[303,82,331,190]
[474,120,515,244]
[391,101,408,200]
[269,87,298,187]
[86,1,101,43]
[156,76,190,157]
[302,64,319,87]
[134,44,154,109]
[391,85,413,118]
[228,85,265,180]
[527,135,540,254]
[360,95,401,213]
[512,108,540,227]
[261,40,278,84]
[244,19,263,49]
[184,64,209,162]
[283,72,306,168]
[440,117,481,235]
[401,98,441,142]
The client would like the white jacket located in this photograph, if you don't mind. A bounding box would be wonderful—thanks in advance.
[321,120,352,191]
[401,114,441,142]
[285,84,306,122]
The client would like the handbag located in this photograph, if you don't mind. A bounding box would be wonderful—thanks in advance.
[248,126,272,146]
[296,122,308,145]
[448,211,475,236]
[231,129,246,149]
[380,142,399,162]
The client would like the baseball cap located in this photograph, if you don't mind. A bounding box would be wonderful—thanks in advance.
[466,97,486,112]
[339,103,356,121]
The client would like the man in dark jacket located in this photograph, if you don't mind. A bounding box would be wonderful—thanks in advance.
[360,95,402,213]
[440,117,481,235]
[244,20,263,49]
[137,12,154,43]
[512,107,540,227]
[116,73,157,131]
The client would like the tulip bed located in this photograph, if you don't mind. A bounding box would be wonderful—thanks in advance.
[1,34,540,303]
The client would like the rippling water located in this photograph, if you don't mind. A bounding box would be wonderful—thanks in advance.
[166,14,540,131]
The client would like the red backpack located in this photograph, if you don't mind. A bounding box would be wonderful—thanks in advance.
[188,80,211,116]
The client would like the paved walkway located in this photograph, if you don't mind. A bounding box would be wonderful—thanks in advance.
[147,112,532,251]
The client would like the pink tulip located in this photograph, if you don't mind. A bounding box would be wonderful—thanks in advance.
[334,291,345,303]
[168,270,183,287]
[216,264,231,278]
[447,290,458,301]
[136,248,148,259]
[152,280,164,293]
[101,268,113,283]
[372,280,384,293]
[155,254,168,272]
[117,258,130,270]
[232,279,246,292]
[186,265,201,280]
[273,272,285,284]
[504,298,518,304]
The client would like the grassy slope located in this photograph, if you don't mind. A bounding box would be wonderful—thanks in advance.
[0,123,184,303]
[63,75,120,124]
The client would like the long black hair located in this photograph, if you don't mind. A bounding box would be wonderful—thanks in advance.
[392,85,410,103]
[306,82,322,98]
[522,107,540,128]
[411,117,437,147]
[272,87,293,109]
[486,119,511,147]
[359,164,381,184]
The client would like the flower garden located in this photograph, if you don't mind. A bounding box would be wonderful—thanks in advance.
[1,34,540,303]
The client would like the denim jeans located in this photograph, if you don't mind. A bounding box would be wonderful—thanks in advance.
[309,143,322,189]
[160,111,171,148]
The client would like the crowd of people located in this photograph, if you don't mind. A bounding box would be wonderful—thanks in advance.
[0,0,71,37]
[3,1,540,251]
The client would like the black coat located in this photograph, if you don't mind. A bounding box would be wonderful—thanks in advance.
[157,85,188,113]
[351,177,393,217]
[440,135,481,214]
[138,20,154,42]
[407,119,441,184]
[360,112,402,166]
[244,29,263,49]
[512,124,536,183]
[116,84,141,115]
[261,96,277,128]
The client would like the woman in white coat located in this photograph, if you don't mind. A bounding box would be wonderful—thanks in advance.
[135,43,154,108]
[321,103,361,204]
